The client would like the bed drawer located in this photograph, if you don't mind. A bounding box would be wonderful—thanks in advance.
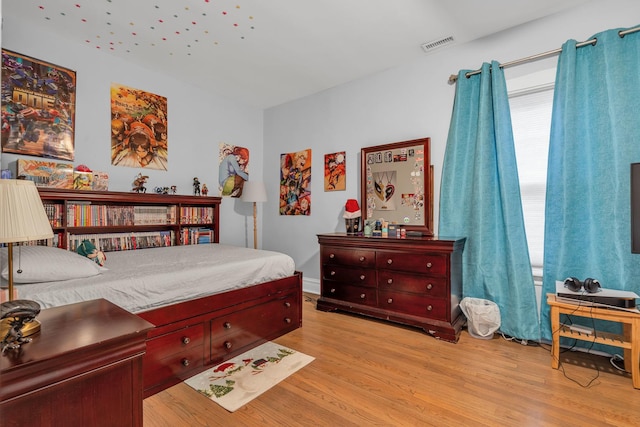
[145,323,204,361]
[143,343,204,388]
[209,294,299,363]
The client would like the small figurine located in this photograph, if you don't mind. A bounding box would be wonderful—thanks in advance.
[201,184,208,196]
[193,177,201,196]
[132,173,148,193]
[170,185,177,195]
[76,239,106,266]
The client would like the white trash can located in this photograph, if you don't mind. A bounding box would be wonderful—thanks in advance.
[459,297,501,339]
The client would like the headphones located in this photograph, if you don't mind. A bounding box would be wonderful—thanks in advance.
[564,277,601,293]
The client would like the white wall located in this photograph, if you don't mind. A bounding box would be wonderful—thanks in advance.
[0,15,264,247]
[263,0,640,294]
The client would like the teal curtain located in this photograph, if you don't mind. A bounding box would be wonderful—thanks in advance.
[541,27,640,342]
[440,62,541,340]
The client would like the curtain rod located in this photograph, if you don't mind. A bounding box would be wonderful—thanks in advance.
[447,26,640,85]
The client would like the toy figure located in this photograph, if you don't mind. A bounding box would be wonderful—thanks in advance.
[201,184,208,196]
[77,239,106,266]
[193,177,201,196]
[132,173,148,193]
[170,185,177,195]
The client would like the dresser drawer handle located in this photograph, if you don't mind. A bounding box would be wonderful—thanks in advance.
[426,262,433,268]
[360,293,366,299]
[224,341,233,349]
[387,298,393,304]
[360,274,365,280]
[284,301,291,308]
[359,256,366,262]
[330,270,336,276]
[387,259,393,265]
[284,317,292,324]
[330,288,336,293]
[427,305,433,311]
[426,283,433,290]
[181,358,190,367]
[329,253,335,258]
[387,278,393,285]
[224,322,231,329]
[182,336,191,345]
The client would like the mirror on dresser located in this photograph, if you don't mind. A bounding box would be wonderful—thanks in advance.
[360,137,434,236]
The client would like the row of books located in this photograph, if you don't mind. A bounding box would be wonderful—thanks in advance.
[65,204,177,227]
[43,204,65,227]
[68,231,175,252]
[180,227,214,245]
[180,207,214,224]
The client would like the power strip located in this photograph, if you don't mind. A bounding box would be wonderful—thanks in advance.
[569,324,594,335]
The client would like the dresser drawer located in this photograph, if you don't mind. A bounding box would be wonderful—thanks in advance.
[322,264,376,286]
[378,270,448,298]
[144,343,204,387]
[210,295,299,362]
[376,251,447,276]
[321,246,376,268]
[378,290,448,321]
[321,282,377,307]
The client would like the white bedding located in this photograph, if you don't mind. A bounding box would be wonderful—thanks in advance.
[14,244,295,313]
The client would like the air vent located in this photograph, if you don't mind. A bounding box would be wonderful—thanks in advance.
[421,36,455,53]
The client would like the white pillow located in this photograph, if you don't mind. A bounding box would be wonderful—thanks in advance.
[0,246,105,284]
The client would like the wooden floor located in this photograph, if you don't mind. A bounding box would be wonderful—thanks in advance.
[144,293,640,427]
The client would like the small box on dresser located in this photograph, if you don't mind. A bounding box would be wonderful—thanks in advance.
[316,232,466,342]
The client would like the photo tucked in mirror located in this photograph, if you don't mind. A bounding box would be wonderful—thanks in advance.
[361,137,433,236]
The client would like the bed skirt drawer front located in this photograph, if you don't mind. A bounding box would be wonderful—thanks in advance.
[209,293,300,363]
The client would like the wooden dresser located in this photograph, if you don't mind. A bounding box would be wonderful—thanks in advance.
[317,233,465,342]
[0,299,153,427]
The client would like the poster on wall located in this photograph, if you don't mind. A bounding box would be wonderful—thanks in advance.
[110,83,168,170]
[324,151,346,191]
[280,149,311,215]
[218,143,249,197]
[1,49,76,161]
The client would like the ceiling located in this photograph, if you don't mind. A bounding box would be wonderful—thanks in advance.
[5,0,588,109]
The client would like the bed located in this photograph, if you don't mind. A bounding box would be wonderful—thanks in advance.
[1,244,302,397]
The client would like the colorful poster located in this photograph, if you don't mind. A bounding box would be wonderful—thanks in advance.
[218,143,249,197]
[280,149,311,215]
[17,159,73,189]
[110,83,168,170]
[324,151,345,191]
[1,49,76,161]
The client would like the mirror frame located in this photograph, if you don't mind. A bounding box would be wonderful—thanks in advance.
[360,137,434,236]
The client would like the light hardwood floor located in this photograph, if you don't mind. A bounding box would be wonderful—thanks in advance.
[143,293,640,427]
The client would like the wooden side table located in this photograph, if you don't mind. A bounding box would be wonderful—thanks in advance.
[547,293,640,389]
[0,299,154,427]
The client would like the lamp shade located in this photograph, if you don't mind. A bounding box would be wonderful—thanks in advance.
[0,180,54,244]
[241,181,267,203]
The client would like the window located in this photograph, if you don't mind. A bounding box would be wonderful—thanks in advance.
[509,81,554,278]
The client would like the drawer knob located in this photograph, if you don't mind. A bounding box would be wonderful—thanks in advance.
[284,301,291,308]
[181,358,190,367]
[387,298,393,304]
[426,283,433,290]
[359,256,365,262]
[284,317,292,324]
[426,262,433,268]
[330,288,336,293]
[387,259,393,265]
[387,278,393,285]
[330,270,336,276]
[224,322,231,329]
[427,305,433,311]
[329,253,335,258]
[360,293,366,299]
[182,336,191,345]
[360,274,365,280]
[224,341,233,349]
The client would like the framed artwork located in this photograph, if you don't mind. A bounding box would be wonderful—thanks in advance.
[1,49,76,161]
[324,151,346,191]
[280,148,311,215]
[218,143,249,197]
[110,83,168,170]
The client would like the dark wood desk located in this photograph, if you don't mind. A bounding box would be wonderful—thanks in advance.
[0,299,154,427]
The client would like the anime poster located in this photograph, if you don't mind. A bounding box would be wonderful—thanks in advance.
[1,49,76,161]
[280,149,311,215]
[324,151,346,191]
[110,83,168,170]
[218,143,249,197]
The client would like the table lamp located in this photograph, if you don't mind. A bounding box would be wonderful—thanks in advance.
[0,179,54,347]
[240,181,267,249]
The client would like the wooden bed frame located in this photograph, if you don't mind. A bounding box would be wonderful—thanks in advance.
[36,188,303,397]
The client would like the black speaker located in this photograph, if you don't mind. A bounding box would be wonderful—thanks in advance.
[564,277,601,293]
